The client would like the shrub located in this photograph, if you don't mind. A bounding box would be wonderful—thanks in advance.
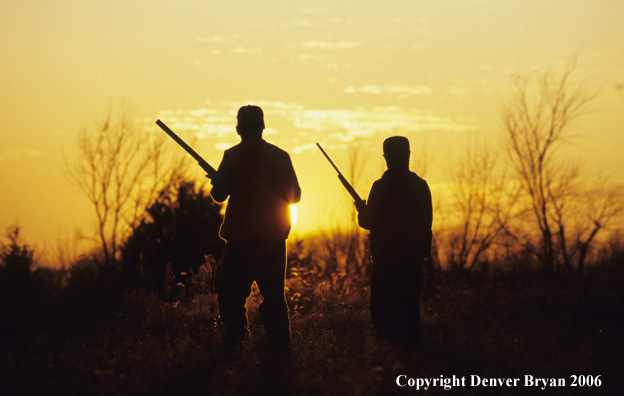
[121,181,224,296]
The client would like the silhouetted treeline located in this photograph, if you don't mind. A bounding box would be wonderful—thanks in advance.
[2,176,624,343]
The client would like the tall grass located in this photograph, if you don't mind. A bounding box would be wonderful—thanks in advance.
[1,230,623,395]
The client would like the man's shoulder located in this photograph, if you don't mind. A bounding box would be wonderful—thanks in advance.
[262,141,294,166]
[227,140,293,171]
[408,171,428,184]
[377,170,427,182]
[371,176,385,190]
[262,140,290,155]
[408,172,431,195]
[373,170,429,192]
[223,142,241,154]
[229,139,289,155]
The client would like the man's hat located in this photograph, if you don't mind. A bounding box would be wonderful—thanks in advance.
[383,136,410,158]
[237,105,265,130]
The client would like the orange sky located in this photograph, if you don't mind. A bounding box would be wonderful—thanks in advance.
[1,0,623,265]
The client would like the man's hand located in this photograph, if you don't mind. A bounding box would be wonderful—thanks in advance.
[354,199,367,213]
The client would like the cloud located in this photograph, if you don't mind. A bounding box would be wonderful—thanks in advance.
[214,142,231,151]
[292,143,318,154]
[194,35,237,43]
[297,53,325,62]
[0,148,41,162]
[302,41,361,50]
[302,7,320,14]
[157,100,477,154]
[388,86,432,96]
[284,19,316,27]
[345,85,432,97]
[231,47,262,54]
[359,86,382,95]
[447,86,472,97]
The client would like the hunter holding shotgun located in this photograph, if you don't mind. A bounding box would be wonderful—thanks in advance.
[320,137,432,347]
[157,107,300,351]
[209,105,301,350]
[358,136,432,347]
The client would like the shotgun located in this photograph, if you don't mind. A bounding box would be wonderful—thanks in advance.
[316,143,364,204]
[156,119,218,179]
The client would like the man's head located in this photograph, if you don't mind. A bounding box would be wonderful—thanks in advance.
[383,136,410,170]
[236,105,265,138]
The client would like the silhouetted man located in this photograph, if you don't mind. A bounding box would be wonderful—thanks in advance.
[210,105,301,350]
[355,136,432,346]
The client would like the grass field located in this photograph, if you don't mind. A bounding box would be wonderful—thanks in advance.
[2,251,623,396]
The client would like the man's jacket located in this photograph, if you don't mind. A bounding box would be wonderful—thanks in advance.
[211,139,301,241]
[358,169,432,259]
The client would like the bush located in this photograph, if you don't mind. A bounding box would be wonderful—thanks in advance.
[0,227,35,291]
[0,227,36,318]
[121,181,225,297]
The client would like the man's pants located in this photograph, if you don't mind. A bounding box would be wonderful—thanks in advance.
[218,239,291,345]
[370,257,423,344]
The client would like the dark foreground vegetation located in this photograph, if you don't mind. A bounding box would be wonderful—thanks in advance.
[1,228,624,396]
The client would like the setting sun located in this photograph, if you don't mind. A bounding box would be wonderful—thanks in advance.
[290,204,298,227]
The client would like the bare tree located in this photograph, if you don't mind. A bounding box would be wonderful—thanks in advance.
[572,177,624,273]
[445,142,520,270]
[501,59,622,273]
[410,140,432,179]
[67,105,186,266]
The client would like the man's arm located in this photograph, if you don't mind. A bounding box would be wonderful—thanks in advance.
[410,179,434,258]
[356,181,381,230]
[288,158,302,204]
[210,152,233,203]
[355,199,370,230]
[424,182,433,228]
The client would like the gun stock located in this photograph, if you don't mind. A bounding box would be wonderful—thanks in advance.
[316,143,364,204]
[156,119,218,179]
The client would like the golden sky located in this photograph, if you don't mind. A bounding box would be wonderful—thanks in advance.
[1,0,623,262]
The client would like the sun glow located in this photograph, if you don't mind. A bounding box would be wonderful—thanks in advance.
[290,204,298,226]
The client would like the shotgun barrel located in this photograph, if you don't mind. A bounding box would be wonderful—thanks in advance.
[316,142,364,204]
[156,119,218,179]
